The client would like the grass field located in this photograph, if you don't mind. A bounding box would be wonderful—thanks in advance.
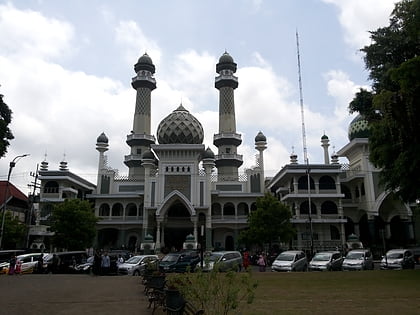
[242,270,420,314]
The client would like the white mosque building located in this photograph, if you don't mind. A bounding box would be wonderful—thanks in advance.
[33,52,415,256]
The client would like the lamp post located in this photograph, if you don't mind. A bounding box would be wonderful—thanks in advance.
[0,154,30,249]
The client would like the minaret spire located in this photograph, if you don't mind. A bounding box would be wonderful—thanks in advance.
[213,51,243,181]
[124,53,157,178]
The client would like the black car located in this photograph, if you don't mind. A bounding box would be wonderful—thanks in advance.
[159,251,200,273]
[44,251,88,273]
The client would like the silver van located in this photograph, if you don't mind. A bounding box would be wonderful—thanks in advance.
[117,255,159,276]
[380,249,415,270]
[342,249,374,271]
[309,251,343,271]
[271,250,308,272]
[201,251,243,272]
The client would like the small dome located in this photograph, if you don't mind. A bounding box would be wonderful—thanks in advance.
[138,53,153,65]
[321,134,329,140]
[134,53,155,73]
[142,150,155,160]
[255,131,266,142]
[219,51,234,64]
[216,51,237,73]
[97,132,109,144]
[203,147,215,159]
[157,104,204,144]
[348,115,370,141]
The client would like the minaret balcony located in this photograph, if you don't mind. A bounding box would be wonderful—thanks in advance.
[215,154,243,168]
[124,154,143,167]
[126,134,156,146]
[215,74,238,89]
[131,75,157,90]
[213,133,242,147]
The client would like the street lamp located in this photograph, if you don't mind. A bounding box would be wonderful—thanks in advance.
[0,154,30,249]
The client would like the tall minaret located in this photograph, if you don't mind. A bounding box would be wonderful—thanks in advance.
[213,52,243,180]
[124,53,156,179]
[321,134,330,165]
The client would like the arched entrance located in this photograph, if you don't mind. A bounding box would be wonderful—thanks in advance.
[164,201,193,252]
[225,235,234,251]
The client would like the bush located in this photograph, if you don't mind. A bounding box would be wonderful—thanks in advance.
[167,267,258,315]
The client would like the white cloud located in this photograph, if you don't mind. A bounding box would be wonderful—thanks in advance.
[322,0,396,51]
[115,20,162,67]
[0,3,75,60]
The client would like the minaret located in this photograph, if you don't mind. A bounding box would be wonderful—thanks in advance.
[255,131,267,192]
[124,53,156,179]
[96,132,109,190]
[213,52,243,180]
[321,134,330,165]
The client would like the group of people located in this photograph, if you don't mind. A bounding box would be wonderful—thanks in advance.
[7,256,21,275]
[92,251,125,275]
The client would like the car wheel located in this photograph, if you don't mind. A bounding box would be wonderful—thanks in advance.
[133,270,140,276]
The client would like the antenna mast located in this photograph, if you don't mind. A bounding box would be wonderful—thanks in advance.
[296,30,314,257]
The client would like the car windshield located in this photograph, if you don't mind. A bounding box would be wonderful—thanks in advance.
[387,253,403,259]
[276,253,295,261]
[206,254,222,262]
[312,253,331,261]
[162,255,179,262]
[346,252,364,259]
[126,256,142,264]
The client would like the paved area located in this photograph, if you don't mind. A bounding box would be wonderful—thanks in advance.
[0,274,162,315]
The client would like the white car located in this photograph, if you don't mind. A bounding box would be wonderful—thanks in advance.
[380,249,415,270]
[271,250,308,272]
[0,253,48,274]
[117,255,158,276]
[342,249,374,271]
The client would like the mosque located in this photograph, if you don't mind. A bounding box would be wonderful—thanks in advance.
[32,52,415,255]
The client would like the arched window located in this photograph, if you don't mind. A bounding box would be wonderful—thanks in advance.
[44,181,59,193]
[126,203,137,216]
[99,203,110,216]
[298,176,315,190]
[223,203,235,216]
[112,203,123,216]
[211,203,222,216]
[250,202,257,211]
[319,176,336,190]
[321,201,338,214]
[330,225,340,240]
[237,202,249,216]
[299,200,317,215]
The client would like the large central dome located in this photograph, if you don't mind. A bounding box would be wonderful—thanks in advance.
[157,104,204,144]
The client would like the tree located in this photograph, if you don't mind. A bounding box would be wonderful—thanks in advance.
[0,92,14,157]
[349,0,420,202]
[240,193,295,248]
[50,199,98,250]
[2,211,27,249]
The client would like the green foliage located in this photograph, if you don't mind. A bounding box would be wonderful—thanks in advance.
[240,193,295,247]
[50,199,98,250]
[349,0,420,202]
[2,211,27,249]
[0,93,14,158]
[167,268,258,315]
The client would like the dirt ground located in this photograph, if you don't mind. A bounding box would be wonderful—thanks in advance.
[0,274,162,315]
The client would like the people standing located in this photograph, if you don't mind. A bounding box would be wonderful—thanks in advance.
[93,250,101,275]
[257,253,267,272]
[243,250,250,271]
[101,252,110,275]
[15,259,22,275]
[8,256,16,275]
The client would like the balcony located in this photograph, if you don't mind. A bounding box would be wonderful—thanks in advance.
[126,133,155,146]
[213,133,242,147]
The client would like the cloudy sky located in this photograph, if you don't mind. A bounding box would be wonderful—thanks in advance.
[0,0,397,194]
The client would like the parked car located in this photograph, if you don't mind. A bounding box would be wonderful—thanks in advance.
[342,249,374,271]
[200,251,243,272]
[271,250,308,272]
[74,256,94,273]
[0,252,47,274]
[118,255,159,276]
[159,250,200,273]
[309,251,343,271]
[380,249,415,270]
[44,251,88,273]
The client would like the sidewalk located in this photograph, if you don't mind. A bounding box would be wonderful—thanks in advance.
[0,274,159,315]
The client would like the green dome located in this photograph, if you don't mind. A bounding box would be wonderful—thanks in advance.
[348,115,370,141]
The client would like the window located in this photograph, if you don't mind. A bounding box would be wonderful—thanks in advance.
[99,204,110,216]
[44,181,59,194]
[319,176,335,190]
[298,176,315,190]
[321,201,338,215]
[330,225,340,240]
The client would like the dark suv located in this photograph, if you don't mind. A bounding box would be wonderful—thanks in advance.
[159,250,200,273]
